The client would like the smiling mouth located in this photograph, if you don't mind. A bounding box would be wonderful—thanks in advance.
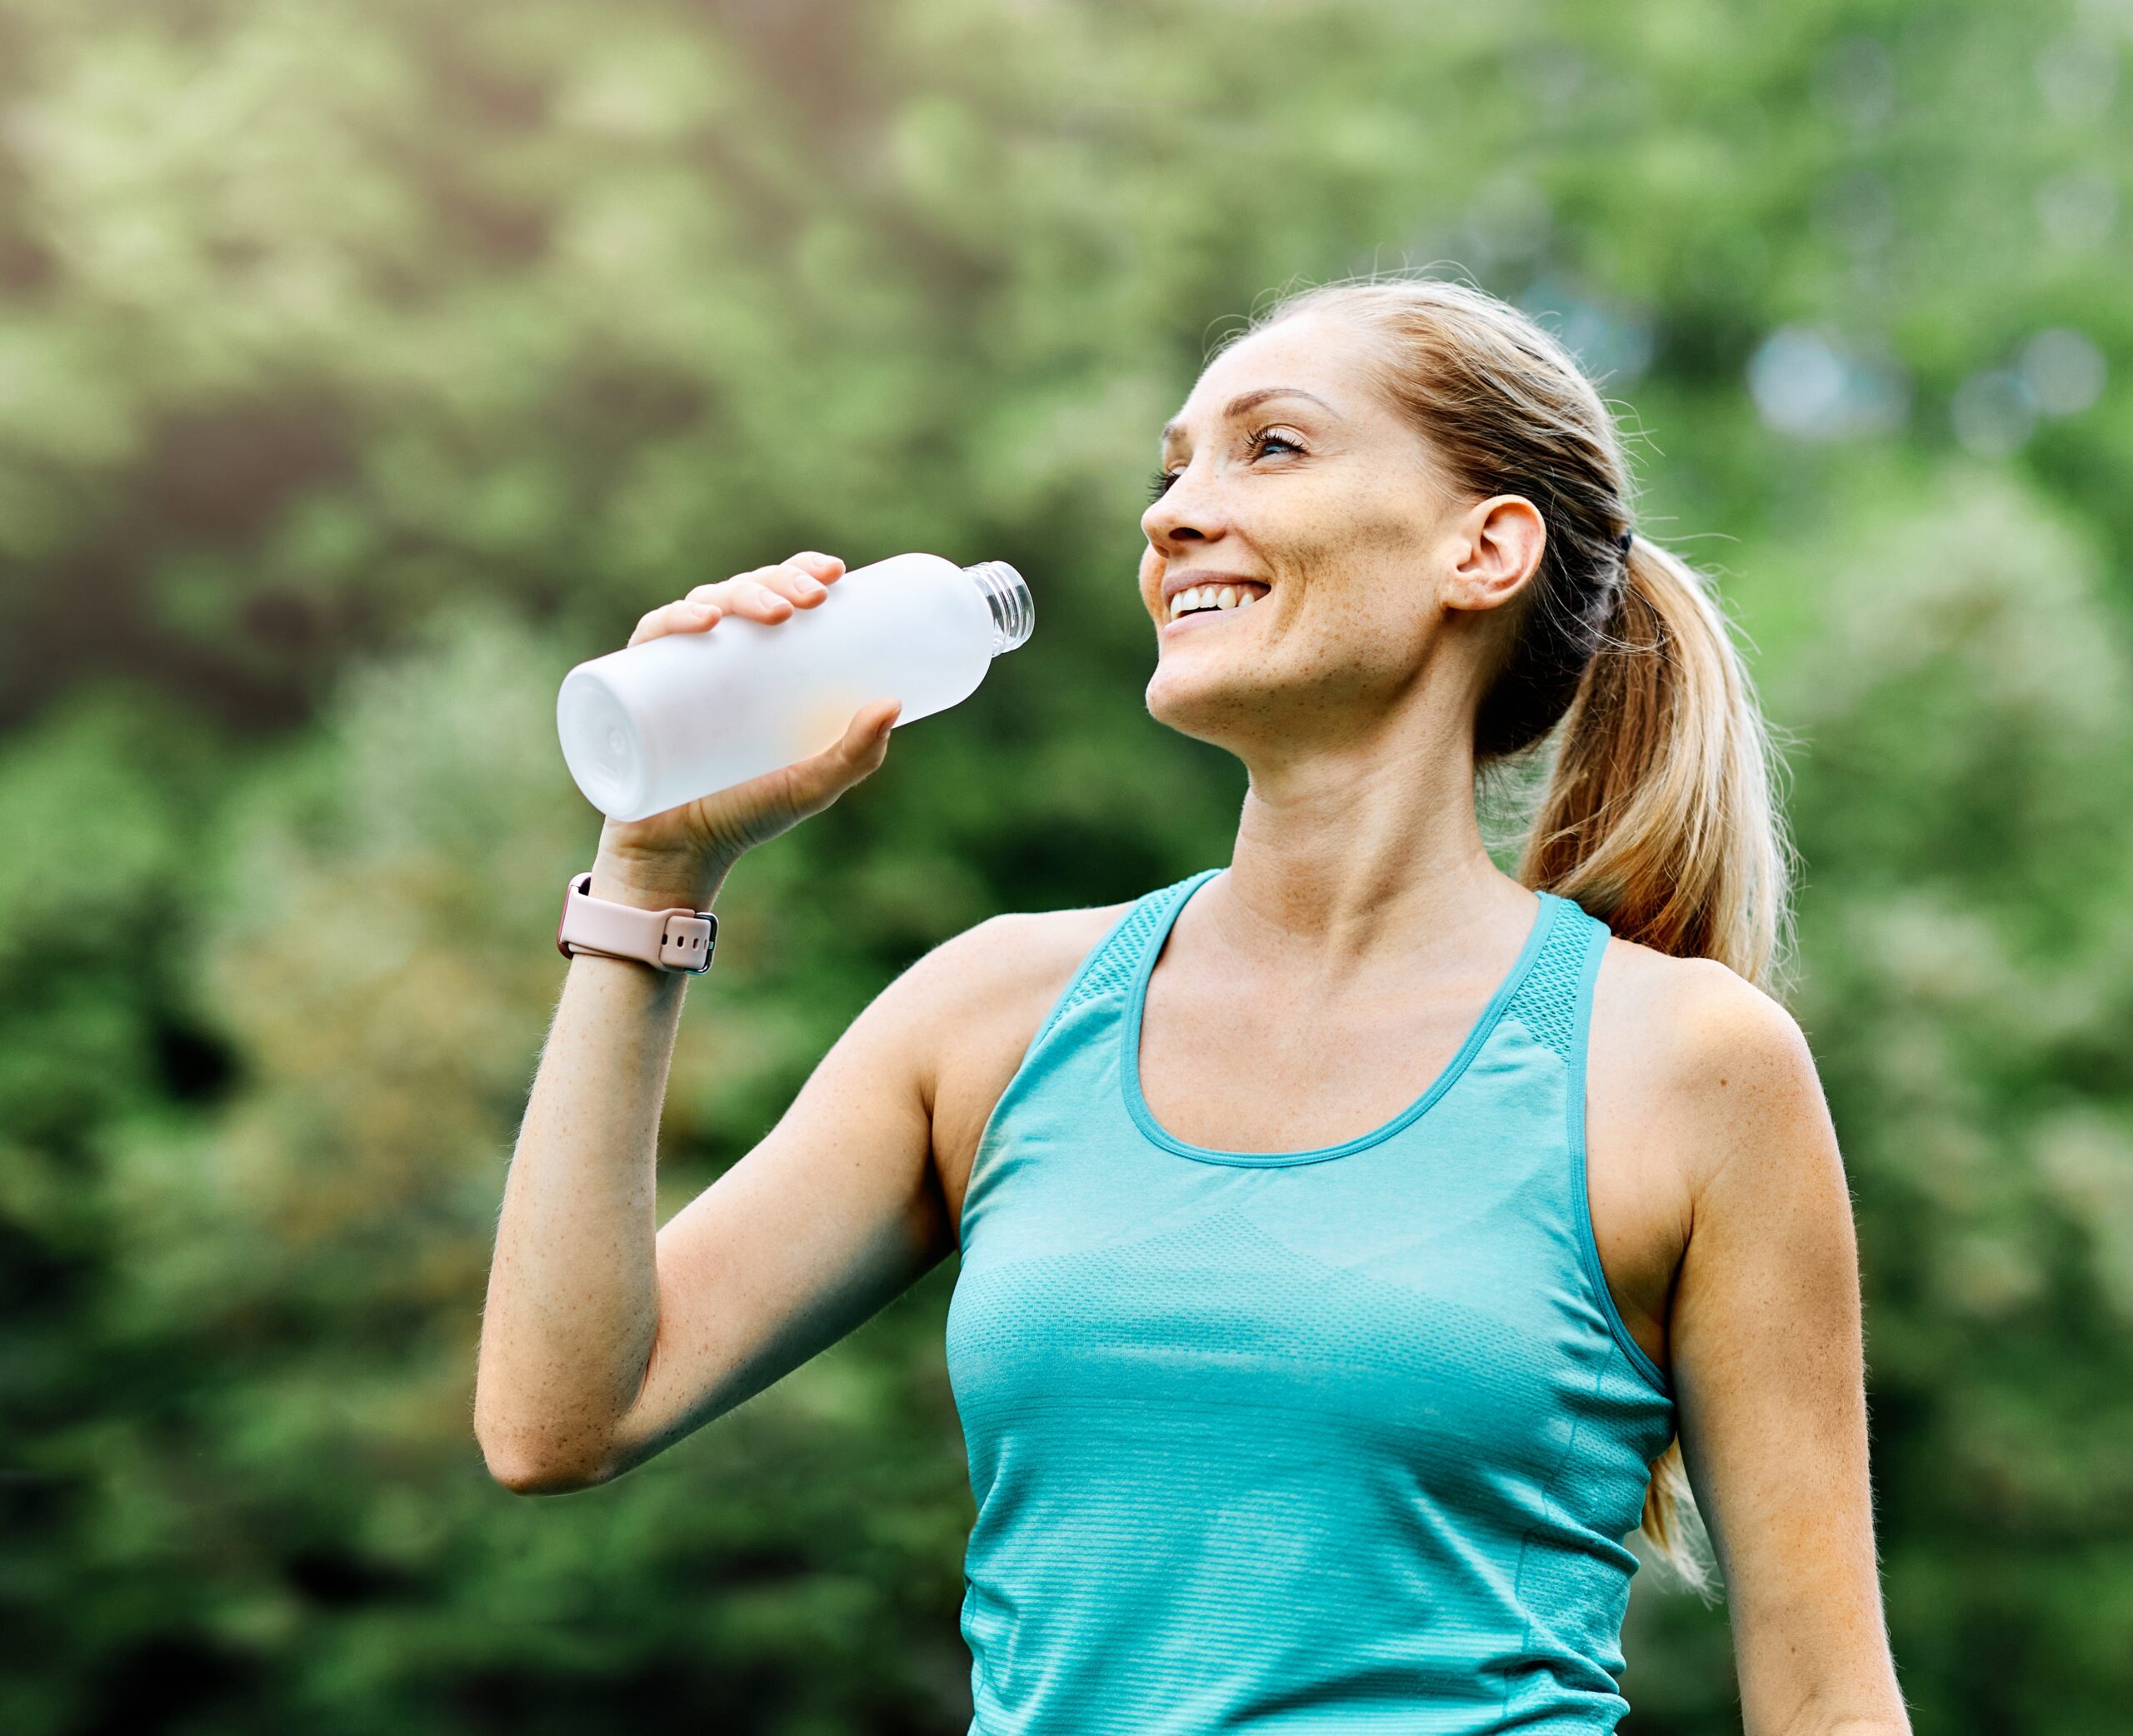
[1164,581,1271,625]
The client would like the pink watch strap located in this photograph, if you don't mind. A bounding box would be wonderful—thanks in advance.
[556,871,717,974]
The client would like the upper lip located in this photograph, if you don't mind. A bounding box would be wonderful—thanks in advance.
[1160,571,1272,603]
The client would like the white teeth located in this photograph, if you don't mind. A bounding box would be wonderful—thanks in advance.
[1168,584,1263,621]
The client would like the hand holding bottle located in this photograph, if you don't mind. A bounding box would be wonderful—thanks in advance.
[589,552,902,905]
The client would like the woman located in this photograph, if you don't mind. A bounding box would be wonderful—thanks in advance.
[475,277,1911,1734]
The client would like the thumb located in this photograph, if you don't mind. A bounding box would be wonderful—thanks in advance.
[851,696,902,762]
[787,696,902,814]
[817,696,902,790]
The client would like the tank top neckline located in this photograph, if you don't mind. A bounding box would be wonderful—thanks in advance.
[1119,868,1573,1170]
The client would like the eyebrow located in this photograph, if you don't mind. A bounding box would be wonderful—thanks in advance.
[1160,387,1341,446]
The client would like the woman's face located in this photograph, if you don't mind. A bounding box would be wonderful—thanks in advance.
[1138,311,1534,764]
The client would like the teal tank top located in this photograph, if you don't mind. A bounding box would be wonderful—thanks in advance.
[945,868,1677,1734]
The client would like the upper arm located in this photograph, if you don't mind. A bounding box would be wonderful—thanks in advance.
[595,915,1012,1480]
[1659,965,1911,1734]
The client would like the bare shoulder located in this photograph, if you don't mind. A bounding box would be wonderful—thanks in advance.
[1590,933,1831,1199]
[870,900,1138,1214]
[875,900,1136,1049]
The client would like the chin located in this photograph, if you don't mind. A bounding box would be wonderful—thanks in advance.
[1144,661,1267,742]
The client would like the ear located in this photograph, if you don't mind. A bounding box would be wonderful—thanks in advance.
[1442,494,1546,614]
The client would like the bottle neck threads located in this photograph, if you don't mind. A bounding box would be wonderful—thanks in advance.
[962,561,1035,658]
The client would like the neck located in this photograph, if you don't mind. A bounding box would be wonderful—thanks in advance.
[1211,711,1536,977]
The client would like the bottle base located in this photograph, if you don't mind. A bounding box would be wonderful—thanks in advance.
[558,672,652,820]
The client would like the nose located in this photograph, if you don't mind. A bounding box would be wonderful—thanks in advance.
[1141,460,1224,552]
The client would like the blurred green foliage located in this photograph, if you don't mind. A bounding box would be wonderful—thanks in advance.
[2,0,2130,1731]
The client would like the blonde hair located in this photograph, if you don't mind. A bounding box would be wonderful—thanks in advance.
[1229,274,1796,1592]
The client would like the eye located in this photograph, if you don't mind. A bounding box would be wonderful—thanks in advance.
[1147,429,1305,502]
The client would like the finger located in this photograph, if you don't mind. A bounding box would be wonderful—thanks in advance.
[691,571,802,618]
[722,577,794,621]
[628,598,721,647]
[757,562,832,607]
[683,556,841,610]
[787,551,846,583]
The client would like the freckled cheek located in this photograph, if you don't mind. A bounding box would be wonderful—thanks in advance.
[1340,489,1431,555]
[1136,543,1166,609]
[1263,478,1408,563]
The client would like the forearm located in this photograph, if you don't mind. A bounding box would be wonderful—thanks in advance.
[1765,1714,1911,1736]
[473,859,727,1491]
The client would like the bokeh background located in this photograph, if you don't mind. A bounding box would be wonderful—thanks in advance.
[3,1,2131,1731]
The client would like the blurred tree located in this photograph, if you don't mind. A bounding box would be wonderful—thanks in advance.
[1775,476,2133,1734]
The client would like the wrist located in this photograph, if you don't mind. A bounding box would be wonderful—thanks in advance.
[561,862,722,977]
[587,853,731,912]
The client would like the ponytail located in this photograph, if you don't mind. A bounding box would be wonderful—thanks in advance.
[1523,536,1793,992]
[1521,535,1796,1593]
[1234,273,1796,1594]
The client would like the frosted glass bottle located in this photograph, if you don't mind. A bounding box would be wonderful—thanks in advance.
[557,553,1034,822]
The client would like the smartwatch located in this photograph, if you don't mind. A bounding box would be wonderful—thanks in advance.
[556,870,717,975]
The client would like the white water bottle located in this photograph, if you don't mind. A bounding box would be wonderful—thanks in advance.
[557,552,1034,822]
